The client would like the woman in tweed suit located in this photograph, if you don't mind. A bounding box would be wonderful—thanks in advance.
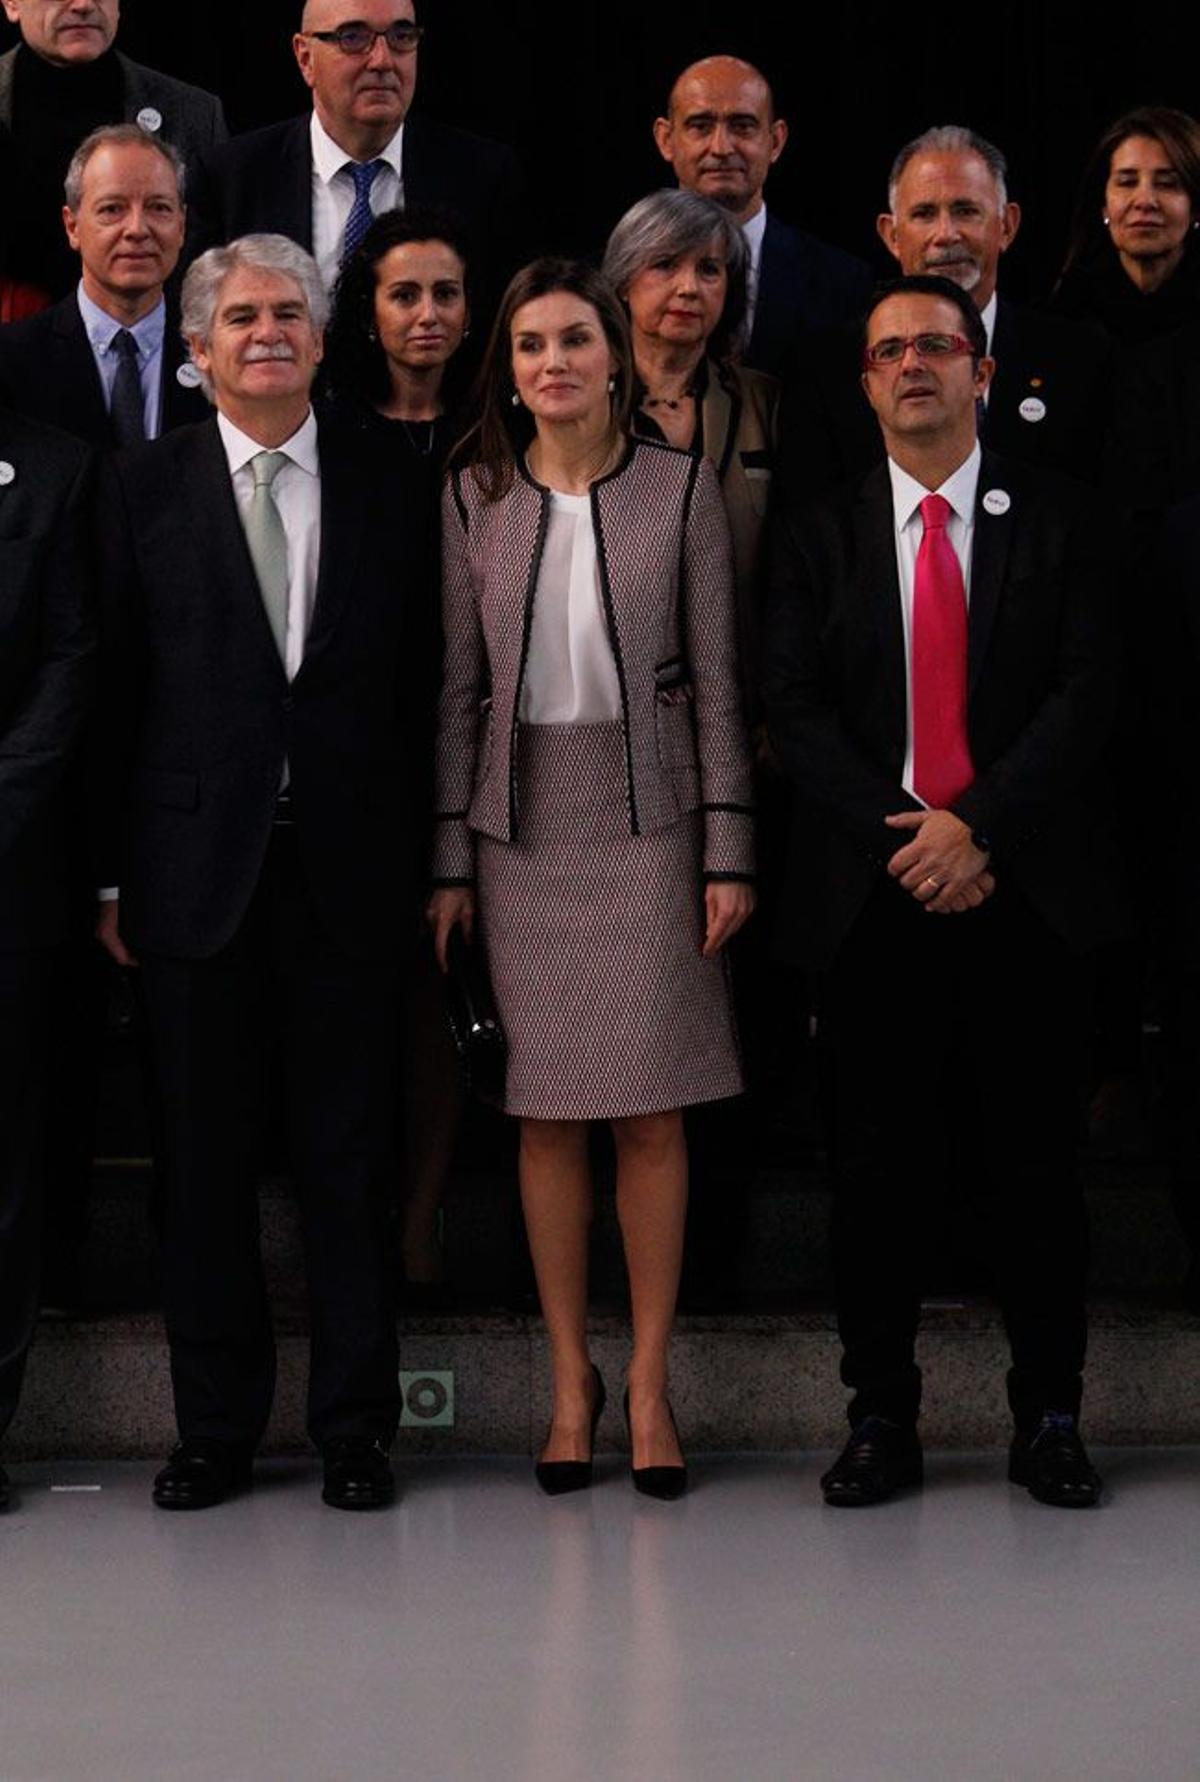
[428,260,754,1496]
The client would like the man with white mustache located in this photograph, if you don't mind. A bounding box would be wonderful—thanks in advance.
[783,125,1113,493]
[94,234,435,1513]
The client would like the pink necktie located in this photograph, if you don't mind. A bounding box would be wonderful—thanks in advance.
[911,493,973,809]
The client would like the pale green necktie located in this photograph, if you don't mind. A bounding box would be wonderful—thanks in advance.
[244,450,290,663]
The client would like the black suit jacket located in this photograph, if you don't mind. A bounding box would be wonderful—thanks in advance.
[187,112,526,307]
[0,293,209,446]
[763,450,1127,969]
[781,297,1114,497]
[97,409,434,961]
[1105,324,1200,511]
[0,46,227,158]
[745,213,873,382]
[0,406,94,946]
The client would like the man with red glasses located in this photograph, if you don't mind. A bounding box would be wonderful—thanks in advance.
[187,0,523,304]
[765,276,1127,1508]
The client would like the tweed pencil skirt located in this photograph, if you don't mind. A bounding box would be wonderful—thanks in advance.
[476,721,744,1120]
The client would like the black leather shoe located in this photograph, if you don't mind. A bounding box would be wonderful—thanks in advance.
[322,1437,395,1510]
[536,1365,606,1496]
[821,1416,923,1506]
[152,1439,252,1510]
[0,1462,10,1510]
[622,1388,688,1500]
[1009,1414,1101,1507]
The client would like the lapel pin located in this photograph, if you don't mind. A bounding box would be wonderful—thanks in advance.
[136,106,163,134]
[0,460,16,486]
[982,488,1010,516]
[176,362,202,389]
[1019,395,1047,423]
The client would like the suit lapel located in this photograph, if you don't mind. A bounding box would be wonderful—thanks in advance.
[967,451,1014,696]
[53,298,112,441]
[857,464,908,750]
[295,419,366,678]
[702,361,739,479]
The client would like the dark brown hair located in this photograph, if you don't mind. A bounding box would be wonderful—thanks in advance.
[1056,104,1200,287]
[450,257,635,501]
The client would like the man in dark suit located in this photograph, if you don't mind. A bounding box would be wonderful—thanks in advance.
[0,0,226,301]
[96,232,433,1511]
[652,55,872,382]
[187,0,524,305]
[784,125,1112,493]
[0,122,207,444]
[0,405,94,1511]
[765,276,1126,1508]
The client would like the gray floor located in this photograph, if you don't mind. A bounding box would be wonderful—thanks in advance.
[3,1451,1199,1782]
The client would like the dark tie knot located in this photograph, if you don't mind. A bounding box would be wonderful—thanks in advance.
[112,327,139,363]
[919,493,951,532]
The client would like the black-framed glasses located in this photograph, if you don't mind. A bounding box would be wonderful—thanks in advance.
[862,332,975,370]
[304,22,423,56]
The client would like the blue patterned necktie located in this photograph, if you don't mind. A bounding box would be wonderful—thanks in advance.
[341,159,386,264]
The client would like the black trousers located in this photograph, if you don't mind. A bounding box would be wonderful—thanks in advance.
[820,879,1092,1432]
[1161,965,1200,1277]
[0,945,57,1444]
[138,828,401,1453]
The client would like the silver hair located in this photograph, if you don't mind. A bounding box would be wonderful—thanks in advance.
[601,188,749,359]
[887,124,1009,212]
[180,235,328,400]
[64,123,186,212]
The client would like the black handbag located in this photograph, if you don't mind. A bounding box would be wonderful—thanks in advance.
[442,925,507,1101]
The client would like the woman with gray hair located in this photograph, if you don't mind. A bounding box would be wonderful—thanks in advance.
[602,190,780,716]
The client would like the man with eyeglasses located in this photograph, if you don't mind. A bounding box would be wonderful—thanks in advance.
[783,124,1112,494]
[188,0,524,301]
[765,275,1127,1510]
[0,0,226,303]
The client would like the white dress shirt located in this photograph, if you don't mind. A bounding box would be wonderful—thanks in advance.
[77,282,166,439]
[218,407,321,682]
[887,441,981,799]
[741,204,768,343]
[309,111,404,293]
[520,491,622,723]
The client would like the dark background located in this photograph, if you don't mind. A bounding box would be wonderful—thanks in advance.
[4,2,1198,297]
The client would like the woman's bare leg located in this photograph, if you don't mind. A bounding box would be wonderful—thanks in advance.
[612,1109,688,1469]
[519,1116,599,1462]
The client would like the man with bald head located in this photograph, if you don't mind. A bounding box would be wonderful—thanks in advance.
[784,124,1112,492]
[654,55,870,379]
[188,0,524,300]
[0,0,226,300]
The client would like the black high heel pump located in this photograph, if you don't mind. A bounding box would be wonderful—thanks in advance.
[623,1388,688,1500]
[535,1365,606,1495]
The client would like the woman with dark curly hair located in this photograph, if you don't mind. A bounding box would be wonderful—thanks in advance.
[324,205,471,464]
[1051,105,1200,345]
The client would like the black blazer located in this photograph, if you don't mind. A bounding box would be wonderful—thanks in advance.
[763,451,1127,969]
[0,46,227,159]
[745,213,872,382]
[0,406,94,946]
[187,112,527,306]
[0,292,209,447]
[781,296,1114,497]
[1104,323,1200,512]
[97,409,434,961]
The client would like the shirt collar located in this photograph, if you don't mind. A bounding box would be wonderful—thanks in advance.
[741,204,768,264]
[216,406,320,478]
[979,291,998,355]
[888,440,982,532]
[309,109,405,185]
[76,281,166,358]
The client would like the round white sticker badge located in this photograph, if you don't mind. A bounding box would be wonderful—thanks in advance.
[982,488,1010,516]
[136,107,163,134]
[0,460,16,486]
[1019,395,1046,424]
[176,361,203,389]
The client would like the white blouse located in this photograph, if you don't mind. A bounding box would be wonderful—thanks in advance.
[519,490,622,723]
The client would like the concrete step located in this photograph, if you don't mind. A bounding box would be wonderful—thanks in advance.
[10,1296,1200,1461]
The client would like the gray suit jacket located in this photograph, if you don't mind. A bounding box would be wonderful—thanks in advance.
[433,439,754,887]
[0,46,226,170]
